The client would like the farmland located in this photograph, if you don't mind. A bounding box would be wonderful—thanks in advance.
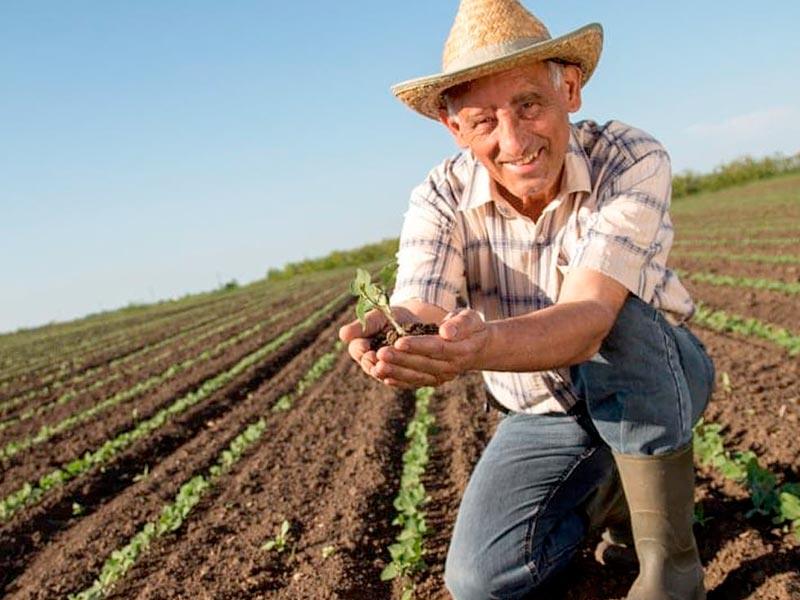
[0,174,798,599]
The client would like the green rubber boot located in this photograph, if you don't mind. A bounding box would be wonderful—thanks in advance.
[614,445,706,600]
[584,466,636,568]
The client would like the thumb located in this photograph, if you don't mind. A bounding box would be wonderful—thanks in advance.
[439,308,480,341]
[339,309,387,341]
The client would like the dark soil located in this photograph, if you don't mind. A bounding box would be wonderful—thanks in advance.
[369,322,440,351]
[671,256,800,285]
[1,305,354,599]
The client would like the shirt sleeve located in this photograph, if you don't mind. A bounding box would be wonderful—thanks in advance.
[390,176,465,312]
[569,148,674,302]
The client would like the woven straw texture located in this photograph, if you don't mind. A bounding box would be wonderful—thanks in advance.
[392,0,602,120]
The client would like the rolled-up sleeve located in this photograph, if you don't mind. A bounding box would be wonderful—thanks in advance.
[570,149,673,302]
[390,177,465,312]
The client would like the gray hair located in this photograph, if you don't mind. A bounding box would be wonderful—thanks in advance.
[443,60,565,117]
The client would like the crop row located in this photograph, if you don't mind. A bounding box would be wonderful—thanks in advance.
[0,290,253,395]
[0,289,275,419]
[675,270,800,296]
[0,289,335,462]
[0,293,346,523]
[0,284,330,434]
[0,272,337,393]
[0,278,307,398]
[67,341,344,599]
[0,291,247,385]
[694,420,800,539]
[677,223,799,237]
[671,250,800,266]
[692,303,800,356]
[674,237,800,247]
[381,386,436,600]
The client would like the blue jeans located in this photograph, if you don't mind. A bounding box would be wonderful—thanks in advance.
[445,297,715,600]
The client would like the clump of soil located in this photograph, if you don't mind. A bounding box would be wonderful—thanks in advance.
[369,323,440,351]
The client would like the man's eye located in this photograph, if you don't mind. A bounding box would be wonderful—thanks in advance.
[471,117,495,130]
[521,102,541,116]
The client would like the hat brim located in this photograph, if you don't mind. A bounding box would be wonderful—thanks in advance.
[391,23,603,120]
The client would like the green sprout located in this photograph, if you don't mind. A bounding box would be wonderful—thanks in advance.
[261,520,291,553]
[349,265,405,336]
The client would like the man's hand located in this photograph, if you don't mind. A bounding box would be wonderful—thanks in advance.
[338,306,419,380]
[372,308,489,389]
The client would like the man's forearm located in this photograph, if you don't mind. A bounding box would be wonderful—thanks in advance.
[477,300,617,372]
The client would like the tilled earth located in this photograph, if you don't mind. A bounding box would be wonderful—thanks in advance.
[0,180,798,599]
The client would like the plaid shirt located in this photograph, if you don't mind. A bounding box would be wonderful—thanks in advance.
[390,120,695,414]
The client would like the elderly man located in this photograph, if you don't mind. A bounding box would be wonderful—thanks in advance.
[339,1,714,598]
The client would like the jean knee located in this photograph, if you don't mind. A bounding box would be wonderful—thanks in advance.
[445,542,536,600]
[444,547,495,600]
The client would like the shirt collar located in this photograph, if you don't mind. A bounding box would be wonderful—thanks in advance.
[457,124,592,213]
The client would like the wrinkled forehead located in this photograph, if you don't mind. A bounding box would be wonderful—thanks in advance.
[441,62,552,112]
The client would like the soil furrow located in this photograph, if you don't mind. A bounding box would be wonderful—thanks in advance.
[0,287,280,419]
[0,277,325,406]
[0,289,343,497]
[0,288,261,402]
[409,375,497,600]
[2,309,352,599]
[105,359,413,600]
[685,280,799,334]
[0,285,321,445]
[671,256,800,286]
[0,297,353,594]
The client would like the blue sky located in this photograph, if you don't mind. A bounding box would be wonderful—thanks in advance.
[2,1,799,333]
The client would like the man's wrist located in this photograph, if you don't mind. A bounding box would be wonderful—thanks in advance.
[472,319,499,372]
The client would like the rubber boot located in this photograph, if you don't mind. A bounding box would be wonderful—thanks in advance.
[614,445,705,600]
[583,467,636,568]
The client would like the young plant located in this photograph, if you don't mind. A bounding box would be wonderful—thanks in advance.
[350,266,406,336]
[261,520,291,553]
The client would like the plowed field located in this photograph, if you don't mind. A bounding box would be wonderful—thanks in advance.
[1,175,798,599]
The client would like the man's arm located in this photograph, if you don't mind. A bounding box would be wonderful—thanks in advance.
[369,267,628,388]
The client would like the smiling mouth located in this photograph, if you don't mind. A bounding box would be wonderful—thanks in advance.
[503,147,543,168]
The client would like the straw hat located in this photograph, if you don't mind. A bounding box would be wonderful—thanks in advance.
[391,0,603,120]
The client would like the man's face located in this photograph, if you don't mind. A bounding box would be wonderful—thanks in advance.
[439,62,582,206]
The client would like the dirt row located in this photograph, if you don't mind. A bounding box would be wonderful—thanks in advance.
[0,270,347,399]
[0,282,276,402]
[0,288,346,501]
[0,296,354,597]
[671,255,800,285]
[683,280,799,333]
[0,284,301,421]
[95,322,799,600]
[0,284,331,446]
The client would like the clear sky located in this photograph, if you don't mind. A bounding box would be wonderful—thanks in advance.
[2,1,799,333]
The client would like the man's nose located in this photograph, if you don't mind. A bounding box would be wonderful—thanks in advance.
[496,112,528,158]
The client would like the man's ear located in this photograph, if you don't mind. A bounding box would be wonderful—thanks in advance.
[438,109,469,148]
[562,64,583,113]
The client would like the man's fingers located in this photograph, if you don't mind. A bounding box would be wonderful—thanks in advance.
[372,361,438,388]
[348,338,372,363]
[359,350,378,377]
[394,334,448,359]
[376,346,455,377]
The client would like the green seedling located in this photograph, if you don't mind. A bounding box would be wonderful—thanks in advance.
[72,502,84,516]
[321,545,336,559]
[693,503,712,527]
[350,266,406,336]
[133,465,150,483]
[262,520,291,553]
[720,372,731,394]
